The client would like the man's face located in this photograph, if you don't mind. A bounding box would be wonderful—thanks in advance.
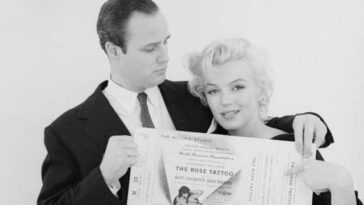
[112,11,170,92]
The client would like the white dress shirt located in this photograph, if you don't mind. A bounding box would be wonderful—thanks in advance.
[103,79,176,135]
[102,79,176,196]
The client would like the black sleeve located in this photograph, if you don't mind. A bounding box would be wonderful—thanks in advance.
[265,112,334,148]
[356,192,363,205]
[37,127,122,205]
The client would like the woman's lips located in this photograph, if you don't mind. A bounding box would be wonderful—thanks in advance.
[221,109,240,118]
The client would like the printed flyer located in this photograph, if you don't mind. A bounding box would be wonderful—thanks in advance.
[127,128,314,205]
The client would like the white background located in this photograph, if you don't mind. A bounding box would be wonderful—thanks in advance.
[0,0,363,204]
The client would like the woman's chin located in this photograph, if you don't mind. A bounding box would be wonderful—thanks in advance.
[219,122,242,134]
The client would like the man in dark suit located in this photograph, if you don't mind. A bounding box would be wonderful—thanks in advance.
[38,0,333,204]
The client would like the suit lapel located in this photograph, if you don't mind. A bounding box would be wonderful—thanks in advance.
[158,80,183,130]
[78,81,131,153]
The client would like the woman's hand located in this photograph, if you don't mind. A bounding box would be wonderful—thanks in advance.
[286,159,356,205]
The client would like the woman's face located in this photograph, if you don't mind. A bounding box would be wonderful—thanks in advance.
[203,60,262,133]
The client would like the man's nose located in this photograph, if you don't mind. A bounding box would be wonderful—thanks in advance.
[157,44,169,64]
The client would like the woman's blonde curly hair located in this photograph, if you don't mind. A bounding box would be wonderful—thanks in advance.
[187,38,273,120]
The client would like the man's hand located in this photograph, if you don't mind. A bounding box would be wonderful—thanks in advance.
[292,114,327,157]
[100,135,138,187]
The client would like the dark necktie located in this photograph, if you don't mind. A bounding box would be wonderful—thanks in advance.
[137,92,155,128]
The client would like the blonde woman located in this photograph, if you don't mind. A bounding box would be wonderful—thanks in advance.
[188,38,362,205]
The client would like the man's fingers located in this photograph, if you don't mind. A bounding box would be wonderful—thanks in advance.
[293,119,304,154]
[125,156,138,166]
[303,122,314,158]
[108,135,137,149]
[125,149,138,158]
[122,142,138,149]
[314,124,326,147]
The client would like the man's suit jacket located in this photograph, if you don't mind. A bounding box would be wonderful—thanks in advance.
[38,80,333,205]
[38,80,214,205]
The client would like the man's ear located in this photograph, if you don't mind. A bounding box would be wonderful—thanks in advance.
[105,42,122,57]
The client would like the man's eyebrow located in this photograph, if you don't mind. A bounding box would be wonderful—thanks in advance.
[144,35,171,47]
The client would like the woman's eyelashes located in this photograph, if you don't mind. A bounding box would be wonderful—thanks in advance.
[232,84,245,92]
[205,84,245,95]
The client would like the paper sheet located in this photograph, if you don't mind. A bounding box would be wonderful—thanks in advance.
[127,128,314,205]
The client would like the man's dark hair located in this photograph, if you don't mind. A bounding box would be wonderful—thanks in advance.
[97,0,159,53]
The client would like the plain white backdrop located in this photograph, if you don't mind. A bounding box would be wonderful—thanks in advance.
[0,0,363,204]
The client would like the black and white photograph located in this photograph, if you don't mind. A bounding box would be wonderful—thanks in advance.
[0,0,363,204]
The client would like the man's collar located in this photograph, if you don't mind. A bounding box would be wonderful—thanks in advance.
[105,78,160,113]
[144,86,159,108]
[104,78,138,114]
